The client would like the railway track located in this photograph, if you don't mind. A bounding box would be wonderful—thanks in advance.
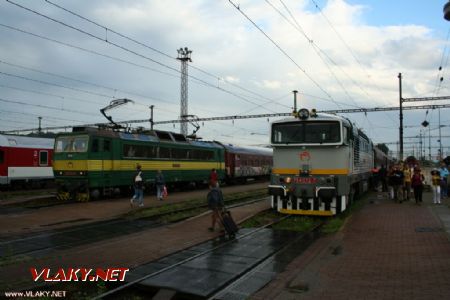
[0,197,270,264]
[91,216,324,300]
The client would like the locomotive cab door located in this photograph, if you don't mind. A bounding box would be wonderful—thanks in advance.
[101,138,113,194]
[89,137,113,199]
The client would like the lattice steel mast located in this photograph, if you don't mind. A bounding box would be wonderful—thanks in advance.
[177,47,192,136]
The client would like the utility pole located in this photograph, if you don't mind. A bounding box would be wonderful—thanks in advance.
[38,116,42,134]
[177,47,192,136]
[398,73,404,161]
[150,105,154,130]
[429,126,431,160]
[419,130,422,160]
[439,108,443,160]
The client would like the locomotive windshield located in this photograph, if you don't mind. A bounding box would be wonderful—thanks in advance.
[271,121,341,144]
[55,136,89,153]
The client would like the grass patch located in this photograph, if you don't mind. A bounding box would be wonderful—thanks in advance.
[240,210,280,228]
[320,191,372,234]
[240,210,320,232]
[272,216,318,232]
[321,218,344,234]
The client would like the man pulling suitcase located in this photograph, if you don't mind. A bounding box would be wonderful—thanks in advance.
[206,182,238,238]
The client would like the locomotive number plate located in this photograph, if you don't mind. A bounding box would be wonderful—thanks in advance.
[63,171,78,176]
[293,177,317,184]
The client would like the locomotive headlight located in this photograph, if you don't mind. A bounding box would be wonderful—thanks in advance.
[298,108,309,120]
[285,177,292,184]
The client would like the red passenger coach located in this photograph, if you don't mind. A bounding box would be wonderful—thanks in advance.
[220,143,273,183]
[0,134,54,187]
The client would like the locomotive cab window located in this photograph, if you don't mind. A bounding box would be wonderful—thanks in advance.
[272,121,340,144]
[55,136,89,153]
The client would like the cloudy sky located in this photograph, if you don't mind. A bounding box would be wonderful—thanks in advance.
[0,0,449,159]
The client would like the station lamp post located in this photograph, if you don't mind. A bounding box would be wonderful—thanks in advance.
[398,73,404,161]
[444,1,450,20]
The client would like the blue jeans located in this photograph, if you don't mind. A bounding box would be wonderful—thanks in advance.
[441,179,448,199]
[133,188,144,205]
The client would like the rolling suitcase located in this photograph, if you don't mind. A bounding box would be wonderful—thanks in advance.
[220,208,239,238]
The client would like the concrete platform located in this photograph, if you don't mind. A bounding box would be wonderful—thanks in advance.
[253,191,450,300]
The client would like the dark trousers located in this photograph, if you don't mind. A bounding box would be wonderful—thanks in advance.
[392,184,402,201]
[413,186,423,203]
[381,178,388,192]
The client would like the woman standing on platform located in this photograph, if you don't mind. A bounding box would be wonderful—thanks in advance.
[402,164,412,201]
[431,169,441,204]
[411,167,425,205]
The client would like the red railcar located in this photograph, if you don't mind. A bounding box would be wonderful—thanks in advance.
[219,143,272,183]
[0,134,54,187]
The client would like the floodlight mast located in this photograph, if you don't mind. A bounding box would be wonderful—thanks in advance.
[177,47,192,136]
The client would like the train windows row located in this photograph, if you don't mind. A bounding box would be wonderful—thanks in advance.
[123,144,215,160]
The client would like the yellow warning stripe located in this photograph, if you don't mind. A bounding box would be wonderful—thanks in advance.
[53,160,224,171]
[279,208,334,216]
[272,168,349,175]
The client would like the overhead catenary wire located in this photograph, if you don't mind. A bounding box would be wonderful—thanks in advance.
[0,60,266,121]
[0,23,180,80]
[0,60,181,114]
[263,0,383,141]
[5,0,281,114]
[43,0,291,109]
[309,0,372,82]
[5,103,450,134]
[0,96,100,117]
[280,0,397,128]
[308,0,403,133]
[0,108,88,124]
[0,59,177,107]
[227,0,341,109]
[0,71,113,99]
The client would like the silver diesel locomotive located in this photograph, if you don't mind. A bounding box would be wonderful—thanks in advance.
[268,109,373,216]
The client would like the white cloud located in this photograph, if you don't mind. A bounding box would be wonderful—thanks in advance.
[0,0,448,155]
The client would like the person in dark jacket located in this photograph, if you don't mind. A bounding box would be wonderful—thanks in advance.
[411,167,425,205]
[207,182,224,232]
[155,170,165,201]
[130,164,144,207]
[388,165,404,203]
[379,165,388,192]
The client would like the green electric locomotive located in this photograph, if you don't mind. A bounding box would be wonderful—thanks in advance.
[53,127,224,201]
